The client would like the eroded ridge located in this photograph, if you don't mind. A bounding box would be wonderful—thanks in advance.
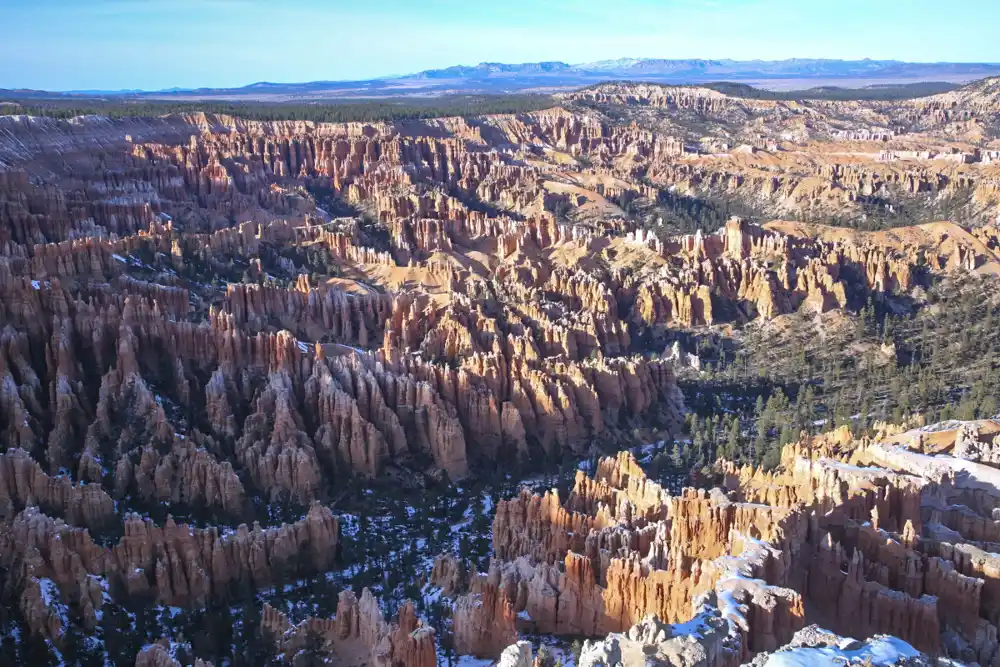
[1,78,1000,665]
[414,419,1000,666]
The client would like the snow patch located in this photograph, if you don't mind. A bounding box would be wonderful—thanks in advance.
[761,634,921,666]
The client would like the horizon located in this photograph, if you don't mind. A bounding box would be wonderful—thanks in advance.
[42,56,1000,96]
[3,0,1000,91]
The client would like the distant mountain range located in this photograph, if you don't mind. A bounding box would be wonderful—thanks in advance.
[8,58,1000,101]
[411,58,1000,81]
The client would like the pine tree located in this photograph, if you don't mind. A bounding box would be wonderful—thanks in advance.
[726,417,740,460]
[670,442,683,469]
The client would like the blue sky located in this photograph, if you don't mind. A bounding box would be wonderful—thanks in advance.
[3,0,999,91]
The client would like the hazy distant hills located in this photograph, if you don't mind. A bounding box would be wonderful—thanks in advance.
[9,58,1000,101]
[411,58,1000,80]
[572,57,1000,78]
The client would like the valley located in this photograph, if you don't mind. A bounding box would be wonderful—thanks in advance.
[1,75,1000,666]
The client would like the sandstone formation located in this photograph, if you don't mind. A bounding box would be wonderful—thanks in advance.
[260,588,436,667]
[742,625,939,667]
[446,450,806,665]
[428,552,468,595]
[135,643,214,667]
[0,447,115,527]
[1,74,999,665]
[497,640,534,667]
[576,609,733,667]
[560,81,1000,223]
[3,94,994,513]
[721,419,1000,665]
[453,572,519,658]
[0,501,339,642]
[442,418,1000,665]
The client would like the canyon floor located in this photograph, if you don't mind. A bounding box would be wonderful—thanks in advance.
[1,78,1000,666]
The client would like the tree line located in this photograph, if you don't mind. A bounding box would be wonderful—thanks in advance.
[0,94,556,122]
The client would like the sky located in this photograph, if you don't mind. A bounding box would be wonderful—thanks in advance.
[3,0,999,91]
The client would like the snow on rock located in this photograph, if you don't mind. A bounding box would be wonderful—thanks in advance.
[38,578,57,607]
[748,625,940,667]
[865,441,1000,494]
[497,640,533,667]
[578,609,729,667]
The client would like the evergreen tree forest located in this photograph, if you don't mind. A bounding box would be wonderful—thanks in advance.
[656,274,1000,476]
[0,94,556,122]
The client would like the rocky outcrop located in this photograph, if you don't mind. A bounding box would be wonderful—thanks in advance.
[461,452,806,663]
[743,625,935,667]
[0,502,339,641]
[577,607,733,667]
[453,573,518,658]
[493,488,594,564]
[0,448,115,527]
[1,81,998,663]
[260,588,436,667]
[429,552,467,595]
[113,441,245,516]
[452,419,1000,664]
[2,101,981,520]
[111,501,340,607]
[224,281,391,347]
[497,640,534,667]
[0,507,110,641]
[808,535,940,653]
[625,217,963,330]
[135,643,214,667]
[0,223,686,491]
[729,419,1000,663]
